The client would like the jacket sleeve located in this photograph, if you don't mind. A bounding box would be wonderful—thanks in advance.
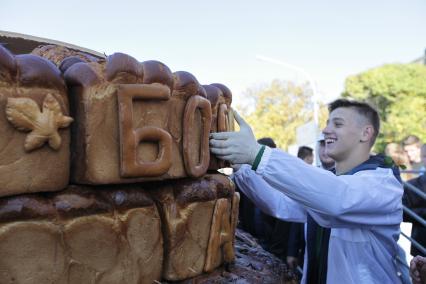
[233,165,307,223]
[255,148,403,228]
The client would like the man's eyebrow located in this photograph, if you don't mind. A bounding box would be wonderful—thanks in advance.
[331,117,345,122]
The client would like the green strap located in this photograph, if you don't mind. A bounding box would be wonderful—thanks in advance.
[252,145,266,171]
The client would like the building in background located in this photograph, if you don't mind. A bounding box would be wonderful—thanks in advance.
[412,49,426,64]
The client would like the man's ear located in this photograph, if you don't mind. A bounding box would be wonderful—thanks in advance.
[360,125,374,143]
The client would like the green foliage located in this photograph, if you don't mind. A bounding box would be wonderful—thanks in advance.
[235,80,323,149]
[343,63,426,152]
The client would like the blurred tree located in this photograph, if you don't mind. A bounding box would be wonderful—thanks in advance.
[235,80,327,149]
[343,63,426,152]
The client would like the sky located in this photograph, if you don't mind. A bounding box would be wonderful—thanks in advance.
[1,0,425,106]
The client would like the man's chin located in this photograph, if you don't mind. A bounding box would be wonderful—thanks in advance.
[325,149,334,157]
[326,149,339,161]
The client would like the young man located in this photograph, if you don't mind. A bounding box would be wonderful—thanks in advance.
[210,99,407,283]
[403,144,426,257]
[298,146,314,165]
[286,145,314,270]
[317,134,335,170]
[403,135,424,171]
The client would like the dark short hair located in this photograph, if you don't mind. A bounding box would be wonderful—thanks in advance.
[402,135,420,146]
[297,146,313,159]
[257,137,276,148]
[328,99,380,146]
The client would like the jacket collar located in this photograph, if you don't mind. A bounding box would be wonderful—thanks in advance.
[341,154,402,183]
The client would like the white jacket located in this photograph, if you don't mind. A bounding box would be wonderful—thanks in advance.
[233,147,405,284]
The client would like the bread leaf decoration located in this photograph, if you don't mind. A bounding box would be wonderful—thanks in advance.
[5,94,73,152]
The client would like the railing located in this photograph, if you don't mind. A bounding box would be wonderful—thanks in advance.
[292,179,426,278]
[404,181,426,201]
[401,170,426,175]
[401,180,426,256]
[262,174,426,279]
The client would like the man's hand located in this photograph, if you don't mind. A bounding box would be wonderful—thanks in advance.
[210,111,261,165]
[286,256,298,270]
[410,255,426,284]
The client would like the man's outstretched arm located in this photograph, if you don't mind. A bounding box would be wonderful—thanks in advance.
[233,164,307,223]
[256,147,403,228]
[210,111,403,228]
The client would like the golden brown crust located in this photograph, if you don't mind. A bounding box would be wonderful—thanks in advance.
[217,103,229,132]
[204,84,221,113]
[149,174,235,281]
[117,84,172,177]
[203,83,234,170]
[204,198,234,272]
[106,52,143,82]
[172,71,200,99]
[142,60,174,90]
[0,45,17,83]
[59,56,86,73]
[53,187,113,219]
[176,174,234,204]
[64,61,100,87]
[0,207,163,283]
[31,44,99,66]
[16,54,65,91]
[198,85,207,98]
[0,47,71,197]
[0,195,56,223]
[64,51,218,184]
[0,222,66,283]
[0,184,157,223]
[211,83,232,106]
[0,175,232,223]
[183,95,212,177]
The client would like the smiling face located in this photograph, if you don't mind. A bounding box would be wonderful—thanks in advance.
[318,140,335,168]
[322,107,371,162]
[404,143,421,164]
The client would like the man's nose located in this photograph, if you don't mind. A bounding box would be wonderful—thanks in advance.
[322,124,331,135]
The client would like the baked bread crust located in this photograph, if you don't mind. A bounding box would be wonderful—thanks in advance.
[0,45,71,197]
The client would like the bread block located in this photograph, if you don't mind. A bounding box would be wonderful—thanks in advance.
[0,184,163,284]
[63,52,213,184]
[204,83,234,170]
[0,45,71,197]
[151,174,237,281]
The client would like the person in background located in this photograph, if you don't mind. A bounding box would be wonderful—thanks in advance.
[403,135,424,172]
[403,144,426,257]
[410,255,426,284]
[237,137,277,244]
[317,134,335,170]
[385,142,414,180]
[286,146,314,270]
[252,138,278,247]
[297,146,314,165]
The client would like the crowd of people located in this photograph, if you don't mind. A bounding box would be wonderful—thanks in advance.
[385,135,426,260]
[210,99,426,283]
[385,135,425,180]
